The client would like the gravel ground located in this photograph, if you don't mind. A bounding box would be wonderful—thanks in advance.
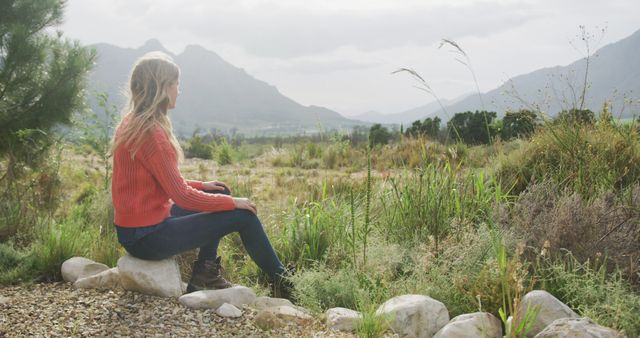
[0,283,355,337]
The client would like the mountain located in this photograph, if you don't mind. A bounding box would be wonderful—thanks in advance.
[352,99,451,125]
[415,29,640,122]
[87,40,363,135]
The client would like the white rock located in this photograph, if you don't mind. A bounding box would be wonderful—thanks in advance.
[179,286,256,309]
[0,296,10,305]
[74,267,121,290]
[518,290,579,337]
[251,296,294,310]
[326,307,361,332]
[117,255,183,298]
[376,294,449,338]
[61,257,109,283]
[434,312,502,338]
[260,305,314,326]
[216,303,243,318]
[533,317,624,338]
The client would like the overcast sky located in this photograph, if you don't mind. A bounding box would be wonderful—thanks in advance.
[61,0,640,116]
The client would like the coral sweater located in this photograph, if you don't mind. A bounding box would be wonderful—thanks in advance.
[112,126,235,227]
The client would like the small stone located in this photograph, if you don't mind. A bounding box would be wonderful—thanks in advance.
[61,257,109,283]
[216,303,242,318]
[254,310,284,330]
[0,296,10,305]
[179,286,256,309]
[261,305,313,326]
[251,296,293,310]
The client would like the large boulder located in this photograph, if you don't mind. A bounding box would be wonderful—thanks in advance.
[61,257,109,283]
[178,286,256,309]
[326,307,361,332]
[434,312,502,338]
[534,317,625,338]
[73,267,121,290]
[117,255,183,297]
[376,294,449,338]
[518,290,579,337]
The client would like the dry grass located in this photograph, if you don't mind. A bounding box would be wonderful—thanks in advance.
[501,180,640,284]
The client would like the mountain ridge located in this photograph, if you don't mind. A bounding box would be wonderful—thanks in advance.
[87,40,364,136]
[426,28,640,121]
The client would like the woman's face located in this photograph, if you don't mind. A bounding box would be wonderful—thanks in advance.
[167,80,180,110]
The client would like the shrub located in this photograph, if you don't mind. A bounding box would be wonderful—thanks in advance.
[497,118,640,196]
[293,266,370,312]
[501,181,640,284]
[369,124,392,147]
[0,242,35,284]
[217,139,233,165]
[536,253,640,336]
[184,135,214,159]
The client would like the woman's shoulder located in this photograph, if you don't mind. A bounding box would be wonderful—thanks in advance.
[142,125,174,153]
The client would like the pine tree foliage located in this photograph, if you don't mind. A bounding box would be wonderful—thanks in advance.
[0,0,94,175]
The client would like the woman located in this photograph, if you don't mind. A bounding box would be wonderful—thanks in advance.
[111,51,291,297]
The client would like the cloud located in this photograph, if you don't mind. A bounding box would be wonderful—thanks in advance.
[283,59,382,74]
[74,0,538,58]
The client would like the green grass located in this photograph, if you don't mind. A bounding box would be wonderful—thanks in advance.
[498,117,640,197]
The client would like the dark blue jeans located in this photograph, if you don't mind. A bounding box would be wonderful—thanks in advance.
[117,189,285,279]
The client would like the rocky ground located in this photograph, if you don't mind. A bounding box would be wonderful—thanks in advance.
[0,283,355,337]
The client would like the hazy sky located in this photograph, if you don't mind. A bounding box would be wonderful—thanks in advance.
[61,0,640,116]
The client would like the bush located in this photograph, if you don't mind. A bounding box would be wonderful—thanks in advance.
[537,253,640,336]
[293,266,370,312]
[0,242,35,284]
[217,140,233,165]
[369,124,392,147]
[497,118,640,196]
[184,135,214,159]
[500,181,640,284]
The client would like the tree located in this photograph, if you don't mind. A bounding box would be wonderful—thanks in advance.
[75,92,119,189]
[368,123,391,147]
[557,108,595,125]
[447,111,497,145]
[0,0,95,180]
[406,117,441,138]
[501,110,538,140]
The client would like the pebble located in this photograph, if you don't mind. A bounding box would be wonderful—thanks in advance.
[0,283,354,337]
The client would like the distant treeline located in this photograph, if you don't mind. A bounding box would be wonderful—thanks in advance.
[183,107,622,159]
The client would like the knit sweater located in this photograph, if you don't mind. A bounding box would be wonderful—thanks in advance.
[112,126,235,227]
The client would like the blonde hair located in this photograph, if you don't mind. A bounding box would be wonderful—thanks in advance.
[111,51,183,160]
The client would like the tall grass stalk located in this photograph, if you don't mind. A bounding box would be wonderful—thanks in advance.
[356,304,389,338]
[490,228,538,338]
[348,186,357,267]
[362,145,372,266]
[439,38,493,145]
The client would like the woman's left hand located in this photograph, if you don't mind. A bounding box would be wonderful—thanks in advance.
[202,181,231,192]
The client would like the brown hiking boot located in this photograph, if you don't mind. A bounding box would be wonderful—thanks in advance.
[186,256,232,293]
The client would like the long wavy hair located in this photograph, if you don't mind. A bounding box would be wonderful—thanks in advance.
[111,51,183,160]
